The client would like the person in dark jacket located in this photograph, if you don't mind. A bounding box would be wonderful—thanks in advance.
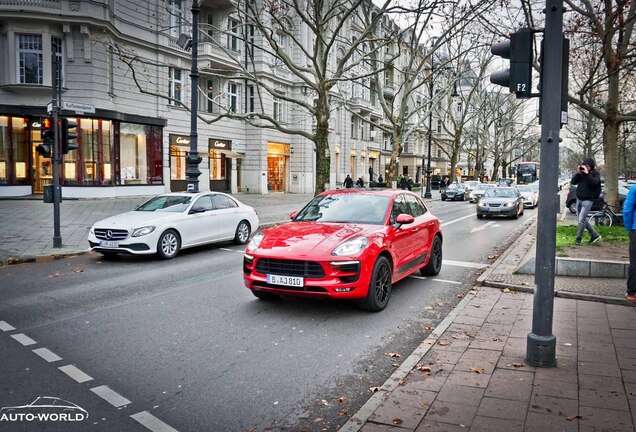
[570,158,602,245]
[623,186,636,301]
[343,174,354,188]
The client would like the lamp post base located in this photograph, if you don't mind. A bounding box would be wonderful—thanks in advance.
[526,332,557,367]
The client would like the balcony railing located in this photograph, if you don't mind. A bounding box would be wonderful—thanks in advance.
[0,0,60,8]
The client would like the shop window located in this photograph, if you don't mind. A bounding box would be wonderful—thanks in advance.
[120,123,148,184]
[170,145,188,180]
[17,34,43,84]
[62,119,114,186]
[0,116,29,185]
[169,67,183,106]
[209,150,226,180]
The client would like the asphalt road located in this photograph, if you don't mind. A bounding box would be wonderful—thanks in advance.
[0,199,535,432]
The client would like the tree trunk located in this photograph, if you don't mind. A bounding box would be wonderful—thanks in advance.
[449,151,459,183]
[314,95,331,195]
[387,126,403,184]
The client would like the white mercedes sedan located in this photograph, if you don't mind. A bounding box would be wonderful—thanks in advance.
[88,192,259,259]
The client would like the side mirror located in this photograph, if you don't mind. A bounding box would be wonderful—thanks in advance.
[290,211,299,220]
[395,213,414,229]
[189,206,206,214]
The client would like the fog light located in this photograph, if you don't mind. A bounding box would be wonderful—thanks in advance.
[334,287,354,292]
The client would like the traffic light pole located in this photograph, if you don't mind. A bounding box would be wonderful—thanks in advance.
[51,49,62,248]
[526,0,564,367]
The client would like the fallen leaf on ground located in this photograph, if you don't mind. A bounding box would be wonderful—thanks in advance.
[424,325,434,331]
[392,363,400,367]
[437,341,449,346]
[608,390,618,394]
[48,273,65,277]
[338,408,348,416]
[472,305,481,308]
[337,397,346,403]
[385,352,401,358]
[488,255,497,259]
[369,387,381,393]
[74,268,84,273]
[398,380,406,386]
[470,367,485,374]
[420,401,430,408]
[392,419,403,425]
[566,415,581,421]
[313,418,323,423]
[492,336,502,341]
[457,292,465,298]
[320,399,329,406]
[509,363,524,368]
[502,288,511,293]
[416,364,432,373]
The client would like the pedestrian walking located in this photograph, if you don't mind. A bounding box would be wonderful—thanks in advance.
[570,158,602,245]
[343,174,354,189]
[623,185,636,301]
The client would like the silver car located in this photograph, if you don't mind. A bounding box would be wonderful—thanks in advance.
[517,185,538,208]
[476,187,524,219]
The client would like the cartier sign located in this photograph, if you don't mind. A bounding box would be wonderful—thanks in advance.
[169,134,190,146]
[209,139,232,150]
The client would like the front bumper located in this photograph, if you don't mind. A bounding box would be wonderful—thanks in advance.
[243,254,372,300]
[476,205,517,217]
[88,232,157,255]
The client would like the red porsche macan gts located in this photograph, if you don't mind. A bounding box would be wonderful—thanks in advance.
[243,189,443,311]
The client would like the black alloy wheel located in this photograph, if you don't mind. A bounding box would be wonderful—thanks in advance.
[360,256,393,312]
[420,235,443,276]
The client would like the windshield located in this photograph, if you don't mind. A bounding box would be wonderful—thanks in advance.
[518,186,533,193]
[136,195,192,212]
[484,188,516,198]
[294,193,390,224]
[475,184,489,191]
[447,183,463,190]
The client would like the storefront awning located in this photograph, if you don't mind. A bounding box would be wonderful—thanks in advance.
[216,149,244,158]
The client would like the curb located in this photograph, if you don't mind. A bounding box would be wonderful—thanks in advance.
[0,219,290,268]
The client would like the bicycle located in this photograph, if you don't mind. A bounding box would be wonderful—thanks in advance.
[587,202,623,227]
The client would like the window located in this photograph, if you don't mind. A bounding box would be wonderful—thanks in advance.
[212,194,238,209]
[17,34,43,84]
[247,85,255,113]
[206,78,220,114]
[246,24,255,56]
[170,145,188,180]
[209,150,226,180]
[370,124,375,142]
[167,0,183,38]
[456,102,463,113]
[370,80,377,105]
[276,30,288,56]
[405,194,426,217]
[350,115,356,139]
[273,97,281,121]
[0,116,30,185]
[437,119,442,133]
[119,123,155,185]
[52,37,64,88]
[63,118,113,185]
[227,82,239,113]
[385,66,394,87]
[228,18,240,52]
[359,119,364,140]
[169,67,183,106]
[194,195,214,211]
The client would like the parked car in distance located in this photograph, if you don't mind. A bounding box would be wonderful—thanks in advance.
[88,192,259,259]
[517,185,539,208]
[468,183,492,203]
[476,187,524,219]
[441,183,467,201]
[243,189,443,312]
[496,178,514,187]
[565,183,627,214]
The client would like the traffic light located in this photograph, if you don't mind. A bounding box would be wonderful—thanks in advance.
[61,118,78,154]
[490,28,533,98]
[36,117,54,158]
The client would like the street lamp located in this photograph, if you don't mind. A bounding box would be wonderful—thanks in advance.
[423,78,434,199]
[185,0,201,192]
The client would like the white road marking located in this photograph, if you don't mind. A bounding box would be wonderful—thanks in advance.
[219,247,244,253]
[433,279,462,285]
[440,213,475,227]
[470,221,501,233]
[442,259,489,269]
[59,365,93,383]
[0,321,15,331]
[131,411,180,432]
[11,333,36,346]
[32,347,62,362]
[90,385,131,407]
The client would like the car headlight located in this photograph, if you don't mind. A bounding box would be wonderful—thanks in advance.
[90,226,95,235]
[505,202,515,207]
[332,237,368,256]
[247,232,264,251]
[132,226,156,237]
[478,201,486,207]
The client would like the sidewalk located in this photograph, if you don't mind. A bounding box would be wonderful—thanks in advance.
[0,192,314,265]
[342,224,635,432]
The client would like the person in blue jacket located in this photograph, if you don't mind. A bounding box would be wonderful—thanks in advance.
[623,185,636,301]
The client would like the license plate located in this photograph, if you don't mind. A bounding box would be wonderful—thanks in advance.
[100,240,119,248]
[267,274,304,287]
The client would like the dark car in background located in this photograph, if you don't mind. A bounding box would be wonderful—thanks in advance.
[476,187,524,219]
[565,183,628,214]
[441,183,467,201]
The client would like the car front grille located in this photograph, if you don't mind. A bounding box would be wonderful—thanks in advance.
[488,203,501,208]
[255,258,325,278]
[94,228,129,240]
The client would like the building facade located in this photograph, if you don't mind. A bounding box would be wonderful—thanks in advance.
[0,0,457,198]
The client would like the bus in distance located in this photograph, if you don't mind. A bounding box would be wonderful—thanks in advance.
[516,162,540,184]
